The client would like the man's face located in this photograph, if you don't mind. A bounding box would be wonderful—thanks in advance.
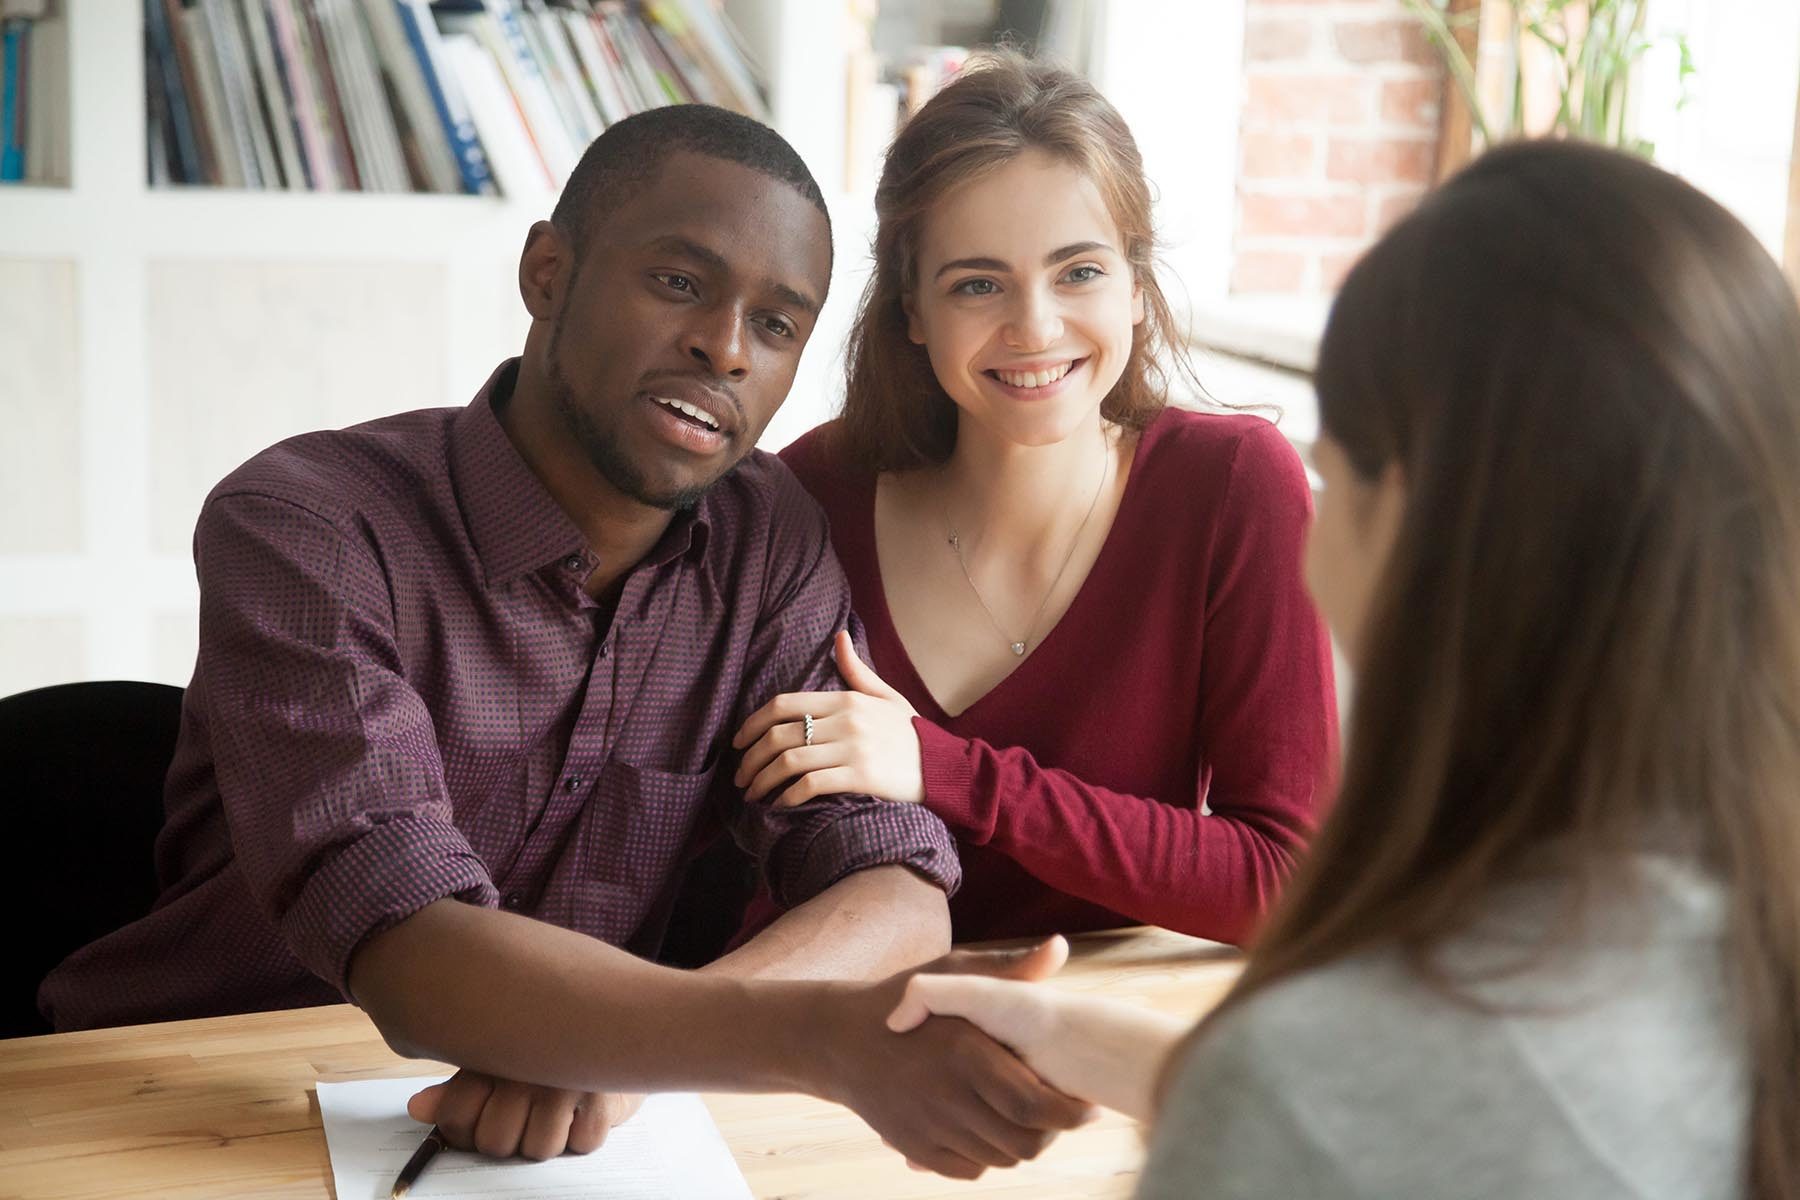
[542,153,832,509]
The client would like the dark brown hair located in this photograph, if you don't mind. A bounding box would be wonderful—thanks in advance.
[840,52,1191,470]
[1171,140,1800,1197]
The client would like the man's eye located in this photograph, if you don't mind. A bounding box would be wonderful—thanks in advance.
[762,316,794,338]
[655,273,695,293]
[952,278,998,296]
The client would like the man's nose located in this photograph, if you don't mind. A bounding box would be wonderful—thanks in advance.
[685,306,751,379]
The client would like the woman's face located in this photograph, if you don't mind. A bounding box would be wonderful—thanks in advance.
[1304,433,1405,666]
[906,150,1144,448]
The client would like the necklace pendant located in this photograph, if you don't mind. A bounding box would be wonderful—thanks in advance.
[1010,641,1026,656]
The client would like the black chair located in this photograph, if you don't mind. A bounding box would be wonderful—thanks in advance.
[2,680,182,1038]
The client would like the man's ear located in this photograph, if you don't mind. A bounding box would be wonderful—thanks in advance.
[519,220,569,322]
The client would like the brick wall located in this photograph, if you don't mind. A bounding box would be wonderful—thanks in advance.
[1233,0,1445,295]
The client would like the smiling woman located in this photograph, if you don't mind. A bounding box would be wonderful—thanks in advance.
[732,53,1339,948]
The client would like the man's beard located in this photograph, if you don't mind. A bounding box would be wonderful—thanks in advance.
[545,326,727,512]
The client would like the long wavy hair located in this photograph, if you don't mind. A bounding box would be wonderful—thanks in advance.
[1169,140,1800,1197]
[839,52,1193,471]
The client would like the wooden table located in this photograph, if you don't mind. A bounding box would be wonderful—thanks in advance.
[0,928,1241,1199]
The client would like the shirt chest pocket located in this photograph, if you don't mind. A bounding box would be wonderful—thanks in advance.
[576,756,721,901]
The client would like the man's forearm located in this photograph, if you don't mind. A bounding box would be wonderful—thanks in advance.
[349,899,825,1095]
[703,865,951,981]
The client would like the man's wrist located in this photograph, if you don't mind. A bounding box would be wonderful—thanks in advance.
[748,978,857,1102]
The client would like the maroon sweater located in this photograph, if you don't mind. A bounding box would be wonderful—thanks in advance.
[780,409,1338,944]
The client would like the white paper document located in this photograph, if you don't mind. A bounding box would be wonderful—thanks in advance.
[316,1075,753,1199]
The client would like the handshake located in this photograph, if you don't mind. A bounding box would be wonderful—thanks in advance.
[409,936,1182,1180]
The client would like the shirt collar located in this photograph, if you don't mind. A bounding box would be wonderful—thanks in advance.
[450,359,711,589]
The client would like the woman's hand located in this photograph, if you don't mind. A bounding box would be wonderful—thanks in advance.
[886,942,1192,1123]
[732,631,925,806]
[806,936,1097,1179]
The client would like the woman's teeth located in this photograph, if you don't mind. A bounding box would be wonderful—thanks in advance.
[993,362,1074,389]
[652,396,720,430]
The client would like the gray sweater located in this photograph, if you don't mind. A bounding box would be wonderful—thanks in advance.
[1138,855,1746,1199]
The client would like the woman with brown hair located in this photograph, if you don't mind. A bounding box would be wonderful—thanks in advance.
[728,54,1339,945]
[883,138,1800,1197]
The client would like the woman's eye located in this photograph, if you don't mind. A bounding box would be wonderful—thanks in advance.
[952,278,999,297]
[1064,265,1104,284]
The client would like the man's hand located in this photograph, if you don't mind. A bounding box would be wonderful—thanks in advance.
[885,936,1193,1122]
[806,937,1097,1179]
[407,1072,645,1160]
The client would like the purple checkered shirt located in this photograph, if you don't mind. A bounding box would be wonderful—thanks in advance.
[40,360,959,1031]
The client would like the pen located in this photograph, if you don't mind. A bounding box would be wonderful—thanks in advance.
[389,1124,447,1199]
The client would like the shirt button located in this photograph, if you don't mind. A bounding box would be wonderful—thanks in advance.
[563,776,583,792]
[562,554,584,573]
[599,641,612,658]
[502,892,523,910]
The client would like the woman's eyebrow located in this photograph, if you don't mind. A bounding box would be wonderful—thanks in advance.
[934,255,1009,279]
[1045,240,1111,264]
[932,240,1117,280]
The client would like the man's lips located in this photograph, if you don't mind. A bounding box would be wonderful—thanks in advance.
[640,376,740,437]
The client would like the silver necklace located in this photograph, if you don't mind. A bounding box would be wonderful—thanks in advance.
[944,431,1111,657]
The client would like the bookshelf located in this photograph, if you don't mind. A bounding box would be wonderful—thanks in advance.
[0,0,1248,699]
[0,0,866,697]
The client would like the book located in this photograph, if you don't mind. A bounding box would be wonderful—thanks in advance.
[139,0,767,194]
[240,0,306,188]
[311,0,386,188]
[166,0,223,182]
[485,0,582,175]
[206,0,278,186]
[587,5,649,113]
[522,2,601,143]
[334,0,412,189]
[600,3,670,111]
[438,5,577,181]
[360,0,461,192]
[181,4,245,186]
[145,0,205,182]
[270,0,344,188]
[1,19,25,182]
[655,0,763,117]
[21,2,62,182]
[559,9,628,127]
[396,0,495,194]
[436,29,552,198]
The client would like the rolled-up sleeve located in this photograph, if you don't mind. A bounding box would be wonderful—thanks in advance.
[195,492,496,995]
[720,482,960,907]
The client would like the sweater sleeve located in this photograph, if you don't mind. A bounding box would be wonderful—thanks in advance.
[916,423,1337,944]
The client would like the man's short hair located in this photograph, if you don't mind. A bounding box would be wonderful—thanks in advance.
[550,104,831,261]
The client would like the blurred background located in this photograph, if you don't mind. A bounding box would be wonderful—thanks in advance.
[1,0,1796,698]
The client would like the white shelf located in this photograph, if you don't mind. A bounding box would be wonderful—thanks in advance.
[6,188,544,260]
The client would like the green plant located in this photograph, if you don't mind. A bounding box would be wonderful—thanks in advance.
[1402,0,1694,156]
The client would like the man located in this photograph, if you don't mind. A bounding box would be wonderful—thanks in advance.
[40,107,1088,1180]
